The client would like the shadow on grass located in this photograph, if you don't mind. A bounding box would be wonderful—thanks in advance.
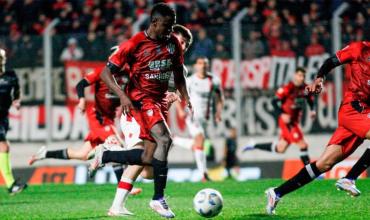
[57,216,108,220]
[0,201,33,206]
[232,213,305,220]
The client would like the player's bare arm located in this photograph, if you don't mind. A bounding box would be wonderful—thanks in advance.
[307,56,341,94]
[100,66,133,115]
[174,65,192,113]
[214,87,224,122]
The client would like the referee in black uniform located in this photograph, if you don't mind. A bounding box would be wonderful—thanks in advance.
[0,48,27,194]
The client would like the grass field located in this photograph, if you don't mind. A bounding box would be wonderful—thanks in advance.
[1,179,370,219]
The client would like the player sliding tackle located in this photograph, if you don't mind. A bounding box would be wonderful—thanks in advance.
[265,41,370,215]
[29,46,127,181]
[173,56,224,181]
[244,67,315,165]
[89,3,192,218]
[107,24,193,217]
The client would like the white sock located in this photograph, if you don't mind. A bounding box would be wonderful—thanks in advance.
[173,136,194,150]
[194,149,207,175]
[111,177,133,210]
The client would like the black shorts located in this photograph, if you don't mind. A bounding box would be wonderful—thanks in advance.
[0,117,9,141]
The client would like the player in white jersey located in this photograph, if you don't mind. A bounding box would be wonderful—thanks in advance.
[173,56,224,181]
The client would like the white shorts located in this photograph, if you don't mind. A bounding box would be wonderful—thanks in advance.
[120,114,144,149]
[185,116,208,137]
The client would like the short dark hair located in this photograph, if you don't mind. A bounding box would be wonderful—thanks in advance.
[295,67,306,74]
[150,3,176,22]
[173,24,193,48]
[195,56,209,63]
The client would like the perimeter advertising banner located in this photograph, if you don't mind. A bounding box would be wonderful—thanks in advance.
[9,54,337,141]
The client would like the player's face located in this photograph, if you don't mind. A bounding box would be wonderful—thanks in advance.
[294,71,305,86]
[174,33,189,52]
[195,58,209,74]
[155,16,174,40]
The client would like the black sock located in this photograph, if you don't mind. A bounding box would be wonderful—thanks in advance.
[102,149,144,165]
[45,149,69,159]
[152,158,168,200]
[300,149,310,165]
[254,142,273,152]
[346,148,370,180]
[113,165,124,181]
[274,162,321,197]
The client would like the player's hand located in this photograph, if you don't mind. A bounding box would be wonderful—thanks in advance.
[120,95,134,116]
[306,77,324,94]
[281,113,291,124]
[309,110,317,119]
[77,98,86,114]
[12,99,21,110]
[186,101,194,119]
[165,92,181,104]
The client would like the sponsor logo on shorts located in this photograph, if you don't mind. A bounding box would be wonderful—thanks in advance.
[147,109,153,117]
[367,80,370,86]
[367,113,370,118]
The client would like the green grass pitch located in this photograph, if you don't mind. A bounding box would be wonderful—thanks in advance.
[1,179,370,219]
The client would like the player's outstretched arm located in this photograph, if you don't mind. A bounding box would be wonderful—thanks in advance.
[76,79,90,113]
[12,71,21,110]
[214,86,224,122]
[100,66,133,115]
[307,55,341,94]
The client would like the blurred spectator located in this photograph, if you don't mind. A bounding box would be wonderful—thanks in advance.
[271,40,295,57]
[190,28,214,61]
[243,31,264,60]
[60,38,84,62]
[305,34,325,57]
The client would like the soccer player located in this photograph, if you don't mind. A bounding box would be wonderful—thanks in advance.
[172,56,224,181]
[29,46,126,180]
[265,41,370,215]
[0,48,28,194]
[243,68,316,165]
[90,3,192,218]
[108,24,193,217]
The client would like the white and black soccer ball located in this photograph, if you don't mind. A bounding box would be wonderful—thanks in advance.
[193,188,223,218]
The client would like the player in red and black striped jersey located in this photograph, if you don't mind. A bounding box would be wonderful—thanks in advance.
[243,67,316,166]
[265,41,370,215]
[0,48,28,195]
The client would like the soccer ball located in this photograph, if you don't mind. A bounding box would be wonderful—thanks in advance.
[193,188,223,218]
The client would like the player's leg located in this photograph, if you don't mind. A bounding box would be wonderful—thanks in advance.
[266,144,344,214]
[109,164,144,216]
[296,140,310,165]
[0,140,27,194]
[149,122,175,218]
[192,133,209,181]
[0,118,27,194]
[29,141,93,165]
[335,129,370,197]
[186,117,209,181]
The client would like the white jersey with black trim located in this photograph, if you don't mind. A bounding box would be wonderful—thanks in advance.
[187,72,221,120]
[168,65,188,92]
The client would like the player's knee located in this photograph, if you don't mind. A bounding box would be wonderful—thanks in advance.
[0,141,9,152]
[316,159,334,172]
[365,130,370,140]
[140,167,153,179]
[157,134,172,149]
